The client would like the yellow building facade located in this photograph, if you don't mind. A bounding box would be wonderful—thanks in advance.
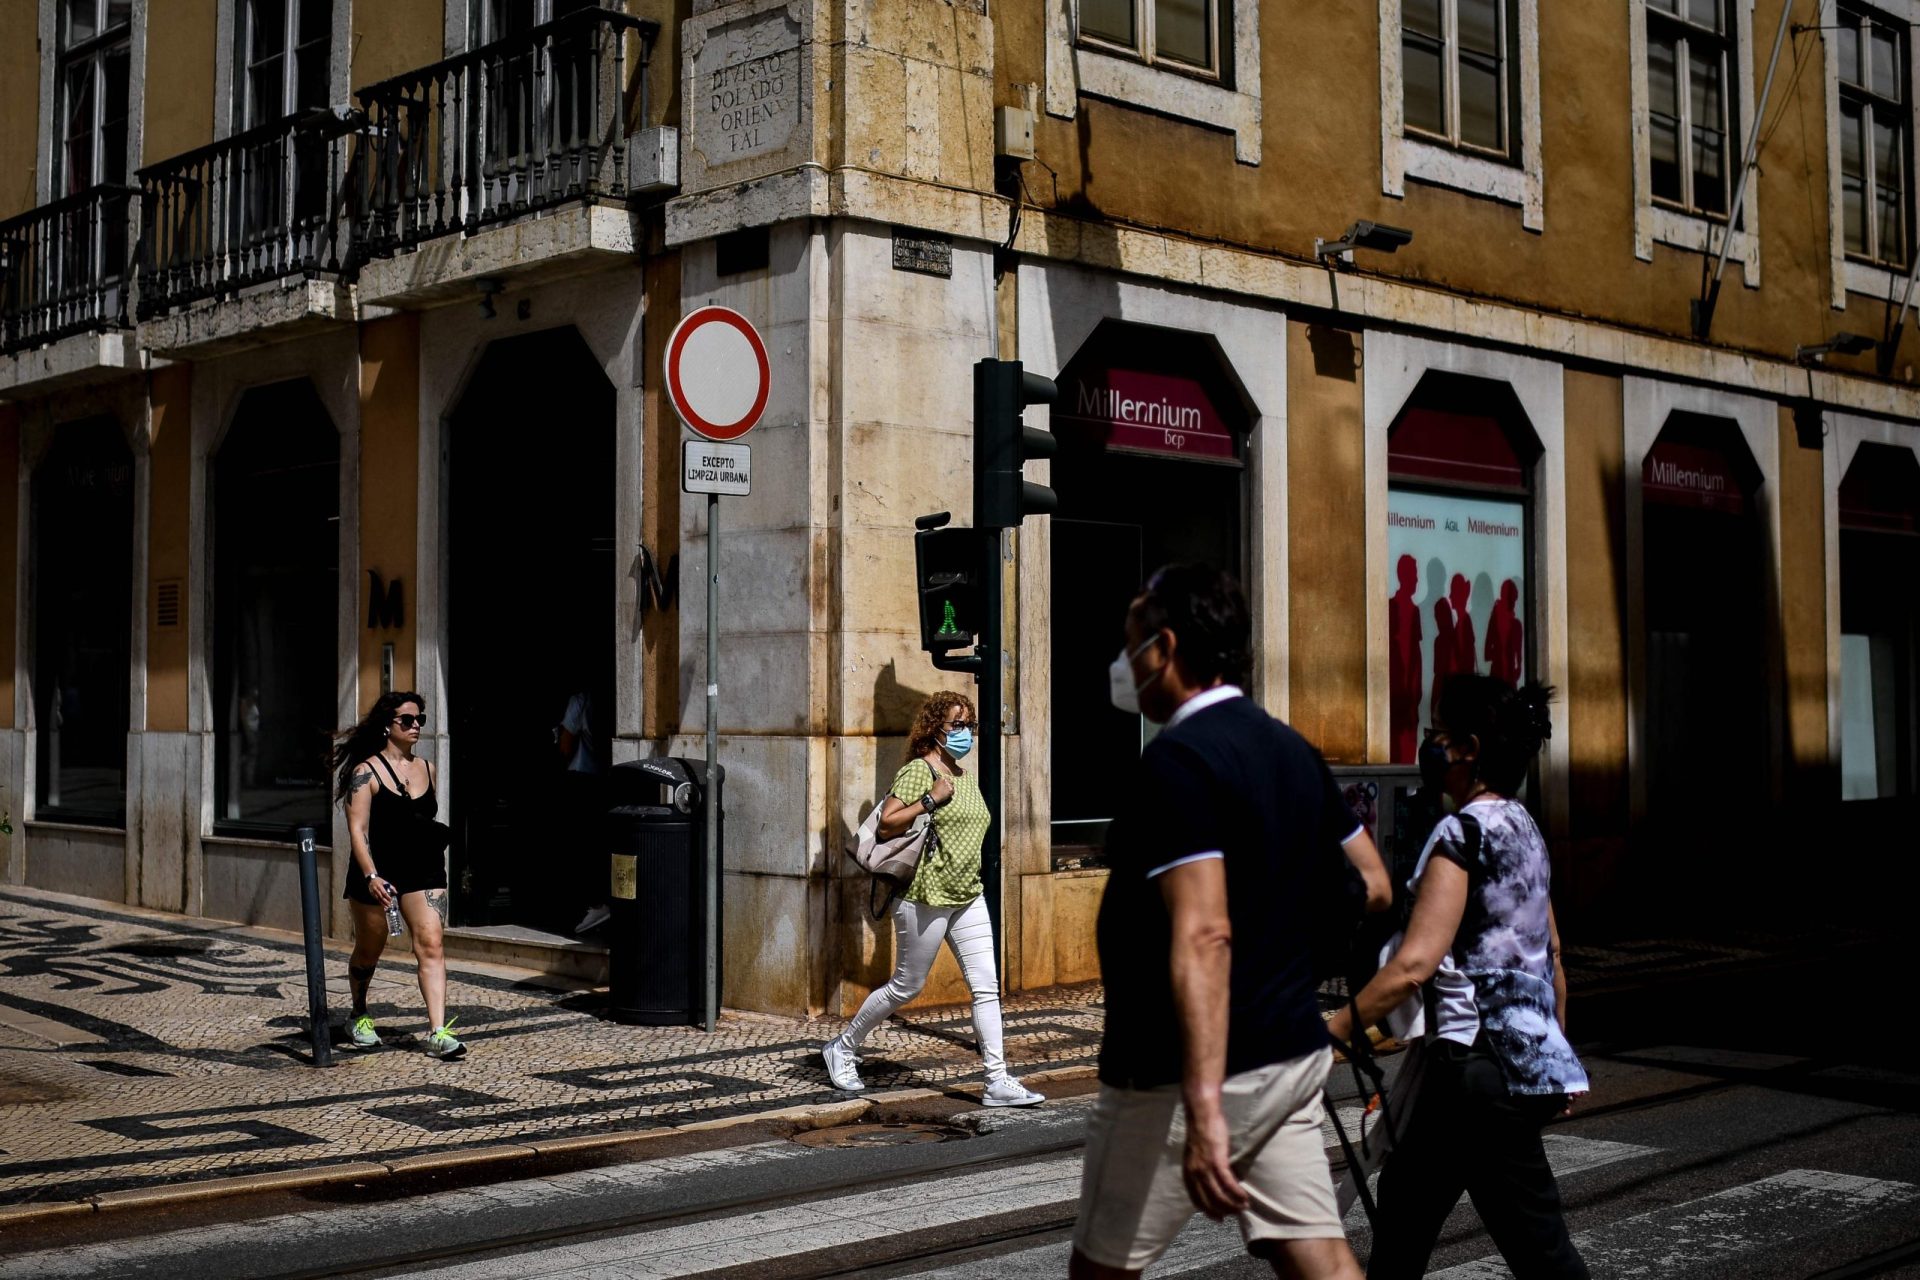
[2,0,1915,1016]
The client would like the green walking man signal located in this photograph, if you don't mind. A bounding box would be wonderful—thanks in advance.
[913,512,980,656]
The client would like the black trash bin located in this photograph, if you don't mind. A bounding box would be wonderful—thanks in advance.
[605,756,724,1026]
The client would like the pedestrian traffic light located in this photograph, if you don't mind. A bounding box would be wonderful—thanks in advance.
[913,513,982,655]
[973,358,1058,529]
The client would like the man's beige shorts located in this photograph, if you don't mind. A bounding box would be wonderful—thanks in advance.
[1072,1046,1342,1271]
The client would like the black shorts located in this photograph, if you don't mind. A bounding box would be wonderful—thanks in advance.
[343,851,448,905]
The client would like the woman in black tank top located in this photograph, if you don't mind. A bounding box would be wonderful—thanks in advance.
[333,691,464,1059]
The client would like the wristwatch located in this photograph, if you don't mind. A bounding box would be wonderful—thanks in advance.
[920,791,941,813]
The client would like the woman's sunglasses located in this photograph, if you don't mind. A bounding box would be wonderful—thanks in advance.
[393,714,427,730]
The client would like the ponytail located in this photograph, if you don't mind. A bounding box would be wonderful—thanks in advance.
[1437,675,1555,795]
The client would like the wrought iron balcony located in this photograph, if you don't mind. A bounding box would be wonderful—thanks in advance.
[0,184,137,355]
[352,7,656,261]
[136,109,359,320]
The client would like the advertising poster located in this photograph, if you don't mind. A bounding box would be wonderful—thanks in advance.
[1387,488,1528,763]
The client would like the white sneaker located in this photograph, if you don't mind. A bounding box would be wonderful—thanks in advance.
[982,1077,1045,1107]
[575,904,611,933]
[822,1035,865,1091]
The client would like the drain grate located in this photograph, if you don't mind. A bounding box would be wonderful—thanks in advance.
[791,1122,966,1149]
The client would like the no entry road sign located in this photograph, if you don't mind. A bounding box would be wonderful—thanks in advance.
[666,306,770,441]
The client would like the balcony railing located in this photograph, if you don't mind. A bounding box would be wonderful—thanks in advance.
[0,184,137,355]
[353,7,654,260]
[136,110,358,320]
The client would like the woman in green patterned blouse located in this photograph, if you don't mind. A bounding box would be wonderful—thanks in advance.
[822,691,1044,1107]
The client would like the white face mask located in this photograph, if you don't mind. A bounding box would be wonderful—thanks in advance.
[1109,634,1163,716]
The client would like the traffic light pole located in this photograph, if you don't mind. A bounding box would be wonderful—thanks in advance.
[920,359,1054,989]
[976,530,1005,970]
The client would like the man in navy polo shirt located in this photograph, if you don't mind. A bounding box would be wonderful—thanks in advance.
[1071,564,1367,1280]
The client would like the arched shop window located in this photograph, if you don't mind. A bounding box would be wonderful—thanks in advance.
[32,418,133,824]
[1839,442,1920,800]
[212,379,339,835]
[1047,321,1253,852]
[1386,374,1540,765]
[1641,413,1766,827]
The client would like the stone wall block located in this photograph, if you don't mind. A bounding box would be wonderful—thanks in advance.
[841,421,972,527]
[831,630,947,736]
[838,44,907,173]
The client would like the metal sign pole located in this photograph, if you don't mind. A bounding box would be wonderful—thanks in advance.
[705,490,720,1033]
[294,826,333,1067]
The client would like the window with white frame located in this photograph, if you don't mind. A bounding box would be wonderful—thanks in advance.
[1078,0,1225,79]
[55,0,132,197]
[1645,0,1736,220]
[1836,3,1910,269]
[1379,0,1542,228]
[235,0,332,129]
[1402,0,1519,160]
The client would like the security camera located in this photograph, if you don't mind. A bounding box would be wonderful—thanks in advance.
[1315,220,1416,266]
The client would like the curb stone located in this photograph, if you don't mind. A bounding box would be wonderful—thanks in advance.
[0,1064,1099,1230]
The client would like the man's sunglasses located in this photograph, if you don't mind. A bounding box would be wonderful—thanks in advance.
[394,714,427,729]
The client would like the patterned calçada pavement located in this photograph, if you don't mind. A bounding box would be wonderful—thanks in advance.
[0,887,1104,1208]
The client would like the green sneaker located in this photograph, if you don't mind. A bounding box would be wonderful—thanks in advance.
[425,1018,466,1060]
[348,1014,381,1048]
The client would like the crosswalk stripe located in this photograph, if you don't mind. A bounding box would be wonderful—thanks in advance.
[910,1134,1659,1278]
[421,1155,1084,1279]
[1427,1169,1920,1279]
[0,1141,822,1280]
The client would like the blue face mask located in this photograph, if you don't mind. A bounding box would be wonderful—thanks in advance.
[944,727,974,759]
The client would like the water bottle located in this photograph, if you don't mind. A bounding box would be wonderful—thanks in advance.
[383,883,406,937]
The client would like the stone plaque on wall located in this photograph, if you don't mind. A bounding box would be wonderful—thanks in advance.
[692,8,802,168]
[891,228,953,278]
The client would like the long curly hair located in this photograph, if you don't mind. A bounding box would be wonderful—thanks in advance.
[904,690,977,762]
[333,690,425,804]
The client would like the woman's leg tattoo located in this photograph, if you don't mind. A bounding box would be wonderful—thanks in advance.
[349,963,377,1016]
[425,889,449,924]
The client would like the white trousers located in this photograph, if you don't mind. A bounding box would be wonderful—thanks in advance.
[841,894,1007,1081]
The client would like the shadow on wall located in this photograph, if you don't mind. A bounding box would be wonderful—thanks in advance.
[1306,324,1359,382]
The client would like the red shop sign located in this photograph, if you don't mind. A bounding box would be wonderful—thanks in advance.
[1644,439,1749,515]
[1053,367,1238,464]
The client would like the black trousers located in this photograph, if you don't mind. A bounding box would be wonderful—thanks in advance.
[1367,1036,1589,1280]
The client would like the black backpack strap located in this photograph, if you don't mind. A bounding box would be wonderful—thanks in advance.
[1455,811,1486,878]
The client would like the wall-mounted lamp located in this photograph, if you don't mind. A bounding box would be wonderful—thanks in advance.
[1794,332,1876,364]
[476,276,506,319]
[1314,220,1414,267]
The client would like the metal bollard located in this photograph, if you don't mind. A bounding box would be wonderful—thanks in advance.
[295,826,334,1067]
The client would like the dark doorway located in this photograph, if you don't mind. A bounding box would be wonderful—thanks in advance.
[1839,442,1920,801]
[1047,322,1249,853]
[33,418,134,825]
[1642,414,1768,880]
[448,327,615,932]
[212,379,340,835]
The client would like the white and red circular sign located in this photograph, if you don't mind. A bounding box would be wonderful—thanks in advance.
[665,306,770,442]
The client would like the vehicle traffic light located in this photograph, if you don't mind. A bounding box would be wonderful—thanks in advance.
[913,513,982,656]
[973,358,1058,529]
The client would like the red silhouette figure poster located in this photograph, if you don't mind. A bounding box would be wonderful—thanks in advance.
[1486,578,1524,686]
[1387,488,1527,761]
[1389,555,1423,763]
[1449,574,1477,681]
[1430,595,1455,724]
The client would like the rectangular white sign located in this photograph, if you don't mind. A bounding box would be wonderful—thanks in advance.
[683,440,752,495]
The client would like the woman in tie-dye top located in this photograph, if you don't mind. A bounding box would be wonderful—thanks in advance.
[1330,675,1589,1280]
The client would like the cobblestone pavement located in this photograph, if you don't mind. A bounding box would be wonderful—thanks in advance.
[0,888,1102,1208]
